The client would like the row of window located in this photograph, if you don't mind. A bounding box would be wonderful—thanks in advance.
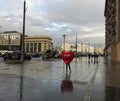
[25,42,51,53]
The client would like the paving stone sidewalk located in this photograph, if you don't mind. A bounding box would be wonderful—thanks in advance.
[0,57,120,101]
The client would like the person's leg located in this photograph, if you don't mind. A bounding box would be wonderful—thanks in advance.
[66,64,68,72]
[68,64,71,71]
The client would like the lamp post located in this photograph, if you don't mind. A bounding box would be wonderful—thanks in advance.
[62,35,66,51]
[81,43,83,55]
[8,35,12,50]
[88,43,90,54]
[20,2,27,101]
[21,0,26,62]
[0,26,2,50]
[75,32,77,58]
[71,30,78,62]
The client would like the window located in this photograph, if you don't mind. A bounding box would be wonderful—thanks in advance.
[34,43,37,53]
[44,43,46,51]
[38,43,41,52]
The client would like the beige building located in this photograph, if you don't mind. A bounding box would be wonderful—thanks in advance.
[96,47,104,55]
[104,0,120,63]
[0,31,53,54]
[0,31,21,51]
[61,43,95,54]
[24,36,53,53]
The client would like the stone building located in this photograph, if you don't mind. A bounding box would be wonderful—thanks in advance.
[61,43,95,54]
[104,0,120,63]
[0,31,21,51]
[24,36,53,53]
[0,31,53,54]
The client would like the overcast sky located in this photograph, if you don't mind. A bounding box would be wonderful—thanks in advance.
[0,0,105,47]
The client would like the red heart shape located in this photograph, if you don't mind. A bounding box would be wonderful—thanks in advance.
[61,52,74,64]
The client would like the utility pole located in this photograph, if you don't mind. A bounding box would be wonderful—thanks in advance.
[20,2,26,101]
[62,35,66,51]
[88,43,90,54]
[0,26,2,50]
[8,35,12,50]
[21,0,26,62]
[75,32,77,62]
[81,43,83,55]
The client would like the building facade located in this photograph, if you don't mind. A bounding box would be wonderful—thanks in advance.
[104,0,120,63]
[24,36,53,53]
[61,43,95,54]
[0,31,53,54]
[0,31,21,51]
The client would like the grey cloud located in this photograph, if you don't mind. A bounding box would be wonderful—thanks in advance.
[0,0,105,46]
[41,0,105,26]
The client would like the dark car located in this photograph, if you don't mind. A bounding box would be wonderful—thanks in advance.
[42,50,52,60]
[2,51,14,61]
[2,51,31,61]
[24,53,32,60]
[54,53,61,59]
[32,53,40,57]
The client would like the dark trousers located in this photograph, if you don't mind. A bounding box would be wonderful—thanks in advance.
[66,63,71,71]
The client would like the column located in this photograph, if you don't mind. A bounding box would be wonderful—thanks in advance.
[29,43,30,53]
[117,0,120,41]
[33,42,34,53]
[117,0,120,62]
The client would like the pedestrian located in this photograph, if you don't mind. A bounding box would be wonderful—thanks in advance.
[65,50,74,72]
[88,53,91,62]
[61,50,74,72]
[66,63,71,72]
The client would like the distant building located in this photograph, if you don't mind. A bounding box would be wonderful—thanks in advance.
[104,0,120,63]
[0,31,21,51]
[61,43,94,54]
[95,47,104,55]
[0,31,53,54]
[24,36,53,53]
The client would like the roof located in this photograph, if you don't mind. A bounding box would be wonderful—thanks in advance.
[4,31,19,33]
[25,36,52,40]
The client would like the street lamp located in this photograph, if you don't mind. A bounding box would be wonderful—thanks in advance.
[62,35,66,51]
[81,43,83,54]
[75,31,77,57]
[21,0,26,62]
[8,35,12,50]
[0,26,2,50]
[88,43,90,54]
[72,31,77,56]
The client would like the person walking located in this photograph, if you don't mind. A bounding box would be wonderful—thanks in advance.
[88,53,91,63]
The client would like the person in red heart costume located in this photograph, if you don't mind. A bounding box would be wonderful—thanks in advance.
[61,50,74,72]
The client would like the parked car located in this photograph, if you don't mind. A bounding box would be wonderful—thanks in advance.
[24,53,32,61]
[2,51,31,61]
[14,52,32,61]
[54,53,61,59]
[32,53,40,57]
[42,50,52,60]
[2,51,14,61]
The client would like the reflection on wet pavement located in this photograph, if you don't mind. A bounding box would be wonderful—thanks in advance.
[61,72,73,93]
[105,86,120,101]
[0,57,120,101]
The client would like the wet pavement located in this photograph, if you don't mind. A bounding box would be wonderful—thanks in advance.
[0,57,120,101]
